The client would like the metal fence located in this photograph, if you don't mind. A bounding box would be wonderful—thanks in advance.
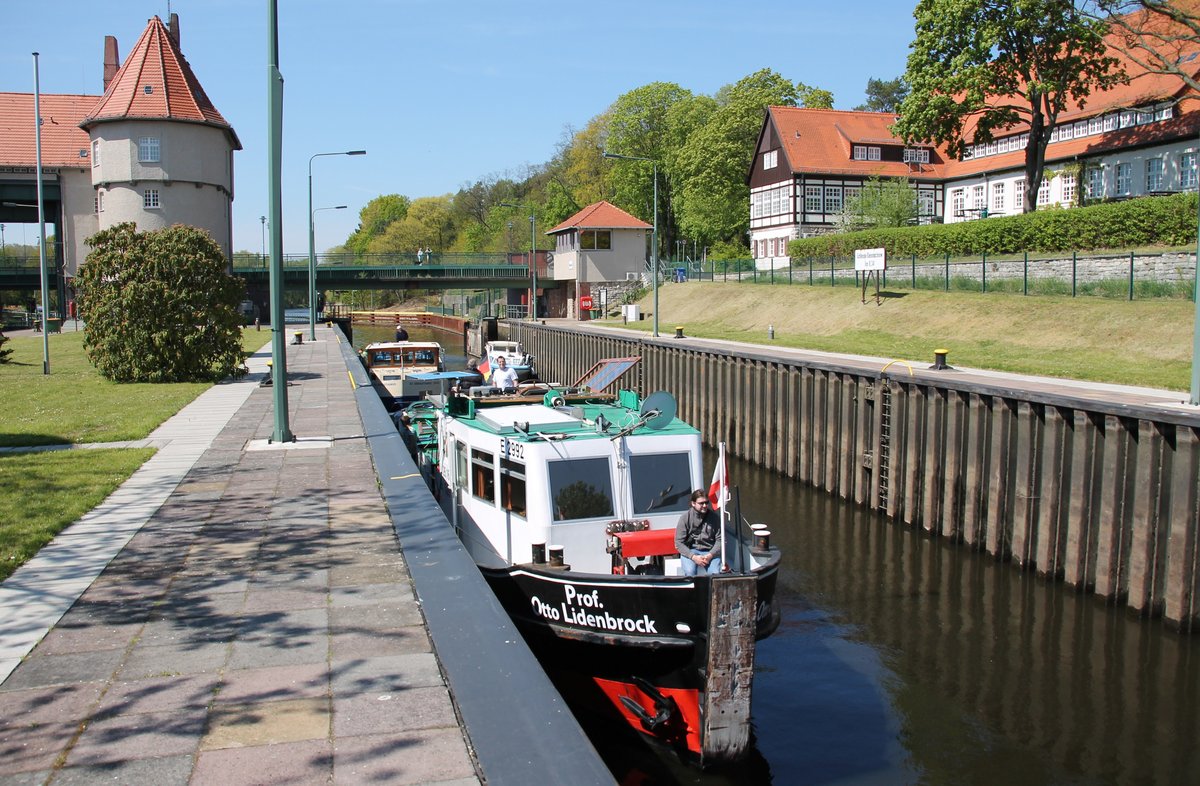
[685,251,1197,300]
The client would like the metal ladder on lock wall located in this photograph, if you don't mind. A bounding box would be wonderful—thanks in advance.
[877,382,892,511]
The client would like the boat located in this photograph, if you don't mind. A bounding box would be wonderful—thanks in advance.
[482,340,537,382]
[397,359,782,766]
[360,340,444,409]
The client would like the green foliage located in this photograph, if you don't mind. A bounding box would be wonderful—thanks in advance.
[894,0,1126,214]
[840,177,919,229]
[854,77,909,112]
[789,192,1199,259]
[346,194,411,254]
[77,223,247,382]
[0,330,10,363]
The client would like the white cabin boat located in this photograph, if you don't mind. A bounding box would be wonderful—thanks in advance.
[360,340,444,408]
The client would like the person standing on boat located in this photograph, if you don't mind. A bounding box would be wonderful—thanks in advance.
[490,356,519,392]
[394,317,409,342]
[675,491,722,576]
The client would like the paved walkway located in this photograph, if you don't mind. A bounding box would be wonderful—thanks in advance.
[0,328,479,785]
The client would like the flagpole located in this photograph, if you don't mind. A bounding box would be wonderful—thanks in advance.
[719,442,727,571]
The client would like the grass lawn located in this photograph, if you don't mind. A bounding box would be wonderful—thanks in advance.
[607,283,1195,391]
[0,328,268,581]
[0,448,154,582]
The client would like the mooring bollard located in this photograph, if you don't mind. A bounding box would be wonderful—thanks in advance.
[674,326,685,339]
[931,348,952,370]
[768,324,775,340]
[292,331,303,345]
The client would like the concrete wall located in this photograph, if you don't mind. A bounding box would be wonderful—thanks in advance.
[509,321,1200,631]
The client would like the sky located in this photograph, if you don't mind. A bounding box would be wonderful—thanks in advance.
[2,0,916,255]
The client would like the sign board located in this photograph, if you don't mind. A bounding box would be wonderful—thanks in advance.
[578,295,594,310]
[854,248,887,271]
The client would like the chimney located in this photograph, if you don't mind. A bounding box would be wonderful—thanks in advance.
[103,36,120,93]
[169,13,180,46]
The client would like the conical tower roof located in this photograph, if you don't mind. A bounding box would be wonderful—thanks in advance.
[80,15,240,149]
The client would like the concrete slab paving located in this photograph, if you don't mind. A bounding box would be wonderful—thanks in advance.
[0,332,482,784]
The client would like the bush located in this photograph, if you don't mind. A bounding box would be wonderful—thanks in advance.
[0,330,10,364]
[77,222,247,382]
[788,192,1199,259]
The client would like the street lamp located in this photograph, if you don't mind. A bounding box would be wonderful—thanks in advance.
[308,149,365,339]
[500,203,537,320]
[603,151,659,336]
[311,204,346,319]
[259,215,266,265]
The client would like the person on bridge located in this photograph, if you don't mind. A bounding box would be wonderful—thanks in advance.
[394,317,409,342]
[489,356,519,392]
[675,490,722,576]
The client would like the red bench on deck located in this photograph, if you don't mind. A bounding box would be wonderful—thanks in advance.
[612,528,677,559]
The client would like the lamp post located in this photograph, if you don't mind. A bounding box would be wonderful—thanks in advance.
[308,149,365,339]
[603,151,659,336]
[259,215,266,265]
[500,203,537,319]
[311,204,346,321]
[32,52,50,373]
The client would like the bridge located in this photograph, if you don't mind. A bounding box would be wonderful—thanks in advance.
[232,252,546,291]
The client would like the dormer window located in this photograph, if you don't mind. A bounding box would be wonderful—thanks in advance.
[853,146,881,161]
[903,148,930,164]
[144,85,153,95]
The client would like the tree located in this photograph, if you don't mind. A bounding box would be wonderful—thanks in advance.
[77,223,246,382]
[345,194,410,255]
[893,0,1127,214]
[0,330,10,364]
[854,77,910,112]
[839,177,919,229]
[1081,1,1200,90]
[674,69,810,245]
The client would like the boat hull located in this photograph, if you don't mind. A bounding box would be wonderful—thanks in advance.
[478,555,781,765]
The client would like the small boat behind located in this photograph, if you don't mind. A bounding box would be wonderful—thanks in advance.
[361,340,444,409]
[483,340,536,381]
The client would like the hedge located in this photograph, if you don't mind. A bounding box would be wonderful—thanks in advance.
[787,192,1199,259]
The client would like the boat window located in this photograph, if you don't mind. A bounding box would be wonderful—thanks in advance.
[471,448,495,502]
[407,349,437,363]
[455,440,467,493]
[548,457,614,522]
[629,453,693,514]
[371,351,393,366]
[500,458,527,518]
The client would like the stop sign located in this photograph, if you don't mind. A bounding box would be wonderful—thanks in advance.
[579,295,593,310]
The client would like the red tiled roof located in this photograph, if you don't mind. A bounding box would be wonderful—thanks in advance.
[0,92,96,167]
[546,200,653,233]
[768,106,949,179]
[80,15,240,149]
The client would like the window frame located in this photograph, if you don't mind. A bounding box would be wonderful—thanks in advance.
[143,189,161,209]
[138,136,160,164]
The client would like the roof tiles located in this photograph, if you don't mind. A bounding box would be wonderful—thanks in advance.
[0,93,96,168]
[546,201,653,233]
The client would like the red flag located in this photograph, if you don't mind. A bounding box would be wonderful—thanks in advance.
[707,446,729,510]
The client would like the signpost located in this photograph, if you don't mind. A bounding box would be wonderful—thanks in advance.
[855,247,887,306]
[578,294,593,313]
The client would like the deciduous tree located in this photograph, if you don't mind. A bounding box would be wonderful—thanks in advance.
[893,0,1126,214]
[854,77,910,112]
[77,223,246,382]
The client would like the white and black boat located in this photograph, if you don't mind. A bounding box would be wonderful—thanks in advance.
[360,340,444,409]
[400,360,782,765]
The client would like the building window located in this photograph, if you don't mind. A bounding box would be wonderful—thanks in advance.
[1087,168,1105,199]
[763,150,778,169]
[1037,178,1052,206]
[1088,117,1103,135]
[138,136,160,163]
[1013,179,1026,209]
[992,182,1005,213]
[951,188,965,217]
[1146,158,1163,191]
[853,145,867,160]
[867,147,881,161]
[580,230,611,250]
[1061,174,1076,205]
[1116,163,1131,195]
[143,189,160,209]
[824,186,842,214]
[91,140,100,167]
[918,191,934,216]
[972,185,985,212]
[95,190,104,213]
[1182,153,1198,190]
[903,148,930,164]
[804,185,822,213]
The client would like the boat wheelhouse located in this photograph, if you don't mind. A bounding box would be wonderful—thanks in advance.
[399,365,781,766]
[361,340,444,408]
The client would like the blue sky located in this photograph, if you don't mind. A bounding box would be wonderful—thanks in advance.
[2,0,916,254]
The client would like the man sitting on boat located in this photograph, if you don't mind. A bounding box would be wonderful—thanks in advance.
[675,490,722,576]
[489,356,520,392]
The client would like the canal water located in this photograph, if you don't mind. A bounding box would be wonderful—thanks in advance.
[354,324,1200,785]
